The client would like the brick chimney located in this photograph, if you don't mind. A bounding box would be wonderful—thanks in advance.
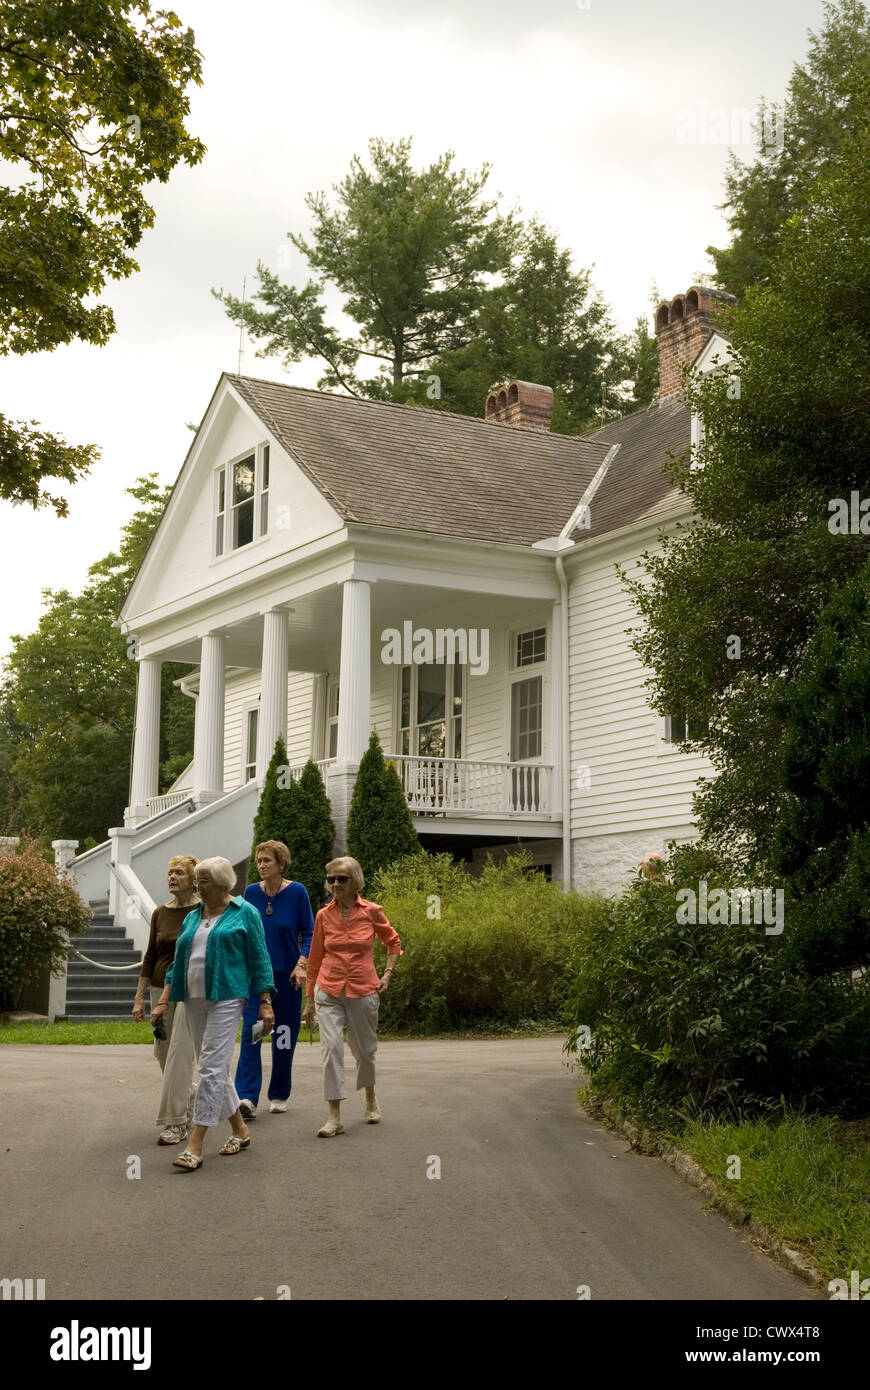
[485,380,553,431]
[654,286,737,398]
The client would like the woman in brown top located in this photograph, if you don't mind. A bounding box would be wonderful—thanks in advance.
[132,855,199,1144]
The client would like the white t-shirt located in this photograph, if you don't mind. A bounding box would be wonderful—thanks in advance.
[186,914,221,998]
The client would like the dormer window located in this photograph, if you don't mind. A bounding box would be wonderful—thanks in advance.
[214,443,270,557]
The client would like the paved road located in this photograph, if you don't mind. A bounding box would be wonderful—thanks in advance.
[1,1037,818,1301]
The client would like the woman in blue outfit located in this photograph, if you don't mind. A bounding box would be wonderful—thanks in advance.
[235,840,315,1116]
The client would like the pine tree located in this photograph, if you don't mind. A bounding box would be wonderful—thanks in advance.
[347,731,419,887]
[249,736,298,882]
[292,761,336,910]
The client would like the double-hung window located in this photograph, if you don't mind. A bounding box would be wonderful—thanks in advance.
[214,443,270,557]
[398,657,463,759]
[509,627,546,762]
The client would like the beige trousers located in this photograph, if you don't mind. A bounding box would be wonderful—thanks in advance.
[314,986,379,1101]
[152,986,197,1127]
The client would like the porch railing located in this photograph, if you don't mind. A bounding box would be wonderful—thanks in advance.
[389,755,554,816]
[144,789,194,819]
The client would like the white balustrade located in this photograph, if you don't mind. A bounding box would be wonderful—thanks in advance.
[389,756,553,816]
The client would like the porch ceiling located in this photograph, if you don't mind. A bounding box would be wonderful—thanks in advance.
[154,582,553,672]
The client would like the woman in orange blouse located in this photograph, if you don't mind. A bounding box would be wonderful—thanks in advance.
[302,856,402,1137]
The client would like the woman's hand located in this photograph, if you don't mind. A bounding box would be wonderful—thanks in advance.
[132,998,146,1022]
[377,973,391,994]
[258,1001,275,1035]
[302,999,316,1029]
[290,960,307,990]
[151,1000,168,1022]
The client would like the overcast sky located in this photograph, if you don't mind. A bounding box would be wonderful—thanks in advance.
[0,0,827,663]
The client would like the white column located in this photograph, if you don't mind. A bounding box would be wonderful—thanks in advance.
[336,579,371,763]
[193,632,225,801]
[129,658,161,818]
[256,608,289,779]
[549,601,563,816]
[310,672,328,761]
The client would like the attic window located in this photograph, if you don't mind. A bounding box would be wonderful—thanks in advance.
[214,443,270,557]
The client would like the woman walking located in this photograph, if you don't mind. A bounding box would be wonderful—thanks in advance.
[150,857,275,1171]
[235,840,315,1117]
[302,856,402,1138]
[131,855,199,1145]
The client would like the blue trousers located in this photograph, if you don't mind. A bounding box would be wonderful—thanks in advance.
[234,973,302,1104]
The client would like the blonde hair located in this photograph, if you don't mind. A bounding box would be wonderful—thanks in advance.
[254,840,292,871]
[325,856,364,895]
[166,854,199,907]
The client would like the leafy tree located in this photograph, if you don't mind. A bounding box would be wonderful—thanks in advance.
[431,221,653,433]
[772,561,870,974]
[0,0,205,511]
[217,136,517,399]
[0,476,194,842]
[347,731,418,887]
[708,0,870,297]
[0,837,90,1011]
[623,110,870,958]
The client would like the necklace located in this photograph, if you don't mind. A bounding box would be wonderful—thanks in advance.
[263,879,284,915]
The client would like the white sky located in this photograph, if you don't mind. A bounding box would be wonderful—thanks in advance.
[0,0,826,663]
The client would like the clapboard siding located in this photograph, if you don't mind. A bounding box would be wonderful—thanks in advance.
[221,669,316,792]
[568,525,713,838]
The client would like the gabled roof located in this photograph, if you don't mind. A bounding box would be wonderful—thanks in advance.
[228,374,612,546]
[575,395,691,542]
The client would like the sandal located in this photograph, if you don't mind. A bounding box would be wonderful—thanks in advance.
[173,1149,203,1171]
[219,1134,251,1155]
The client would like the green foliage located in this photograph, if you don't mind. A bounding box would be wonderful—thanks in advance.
[565,846,870,1129]
[624,110,870,944]
[294,761,335,911]
[346,732,418,886]
[772,560,870,974]
[0,476,194,842]
[369,851,605,1033]
[248,744,334,908]
[217,136,517,397]
[430,220,652,432]
[0,0,205,511]
[0,838,90,1011]
[680,1112,870,1281]
[709,1,870,296]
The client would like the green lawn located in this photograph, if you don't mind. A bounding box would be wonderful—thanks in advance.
[678,1113,870,1284]
[0,1017,565,1045]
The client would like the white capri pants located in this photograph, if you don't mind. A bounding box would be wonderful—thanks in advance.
[152,988,198,1127]
[183,996,246,1128]
[314,986,379,1101]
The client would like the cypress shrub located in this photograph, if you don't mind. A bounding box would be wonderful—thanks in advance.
[347,730,418,885]
[292,760,335,911]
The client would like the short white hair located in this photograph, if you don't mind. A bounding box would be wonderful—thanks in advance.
[326,856,364,893]
[195,856,237,890]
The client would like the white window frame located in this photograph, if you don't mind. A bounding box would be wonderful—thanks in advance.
[242,703,259,783]
[394,660,466,760]
[212,442,271,560]
[506,622,548,764]
[325,678,339,760]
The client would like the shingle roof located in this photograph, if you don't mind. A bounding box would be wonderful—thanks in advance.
[576,396,691,542]
[228,375,612,546]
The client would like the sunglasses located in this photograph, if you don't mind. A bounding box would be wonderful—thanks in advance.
[327,875,349,884]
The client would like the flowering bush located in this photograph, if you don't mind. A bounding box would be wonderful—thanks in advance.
[0,840,90,1011]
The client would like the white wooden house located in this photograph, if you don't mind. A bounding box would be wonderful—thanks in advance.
[70,284,734,957]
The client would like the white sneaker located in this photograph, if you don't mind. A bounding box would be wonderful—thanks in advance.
[239,1099,257,1119]
[269,1100,288,1113]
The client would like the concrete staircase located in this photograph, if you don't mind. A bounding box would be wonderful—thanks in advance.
[65,908,143,1021]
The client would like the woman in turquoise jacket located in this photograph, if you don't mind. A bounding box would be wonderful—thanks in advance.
[151,855,275,1171]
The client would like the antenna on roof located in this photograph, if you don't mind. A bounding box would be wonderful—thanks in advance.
[236,275,246,376]
[598,380,607,426]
